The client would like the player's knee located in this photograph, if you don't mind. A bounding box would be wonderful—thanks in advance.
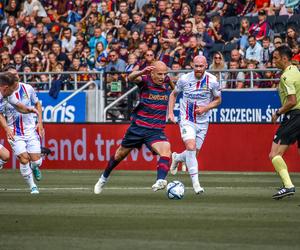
[18,154,30,165]
[1,149,10,162]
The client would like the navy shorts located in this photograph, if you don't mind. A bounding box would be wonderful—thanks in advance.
[121,124,168,153]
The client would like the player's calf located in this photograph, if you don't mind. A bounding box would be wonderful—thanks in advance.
[30,158,43,181]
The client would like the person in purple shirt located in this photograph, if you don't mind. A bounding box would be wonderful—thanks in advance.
[94,61,175,194]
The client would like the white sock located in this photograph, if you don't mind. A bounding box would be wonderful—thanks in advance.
[100,174,108,182]
[20,163,36,189]
[31,158,42,169]
[175,150,187,162]
[185,150,200,186]
[0,158,7,166]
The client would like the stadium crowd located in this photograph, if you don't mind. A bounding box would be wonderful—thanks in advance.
[0,0,300,90]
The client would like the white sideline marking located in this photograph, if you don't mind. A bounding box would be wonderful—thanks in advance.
[0,186,275,192]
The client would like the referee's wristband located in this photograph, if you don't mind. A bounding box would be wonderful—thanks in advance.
[276,111,281,116]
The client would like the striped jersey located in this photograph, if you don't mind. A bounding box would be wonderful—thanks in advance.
[6,83,39,136]
[131,75,173,130]
[175,71,221,124]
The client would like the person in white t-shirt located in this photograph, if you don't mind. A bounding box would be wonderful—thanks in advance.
[0,70,42,194]
[168,55,222,194]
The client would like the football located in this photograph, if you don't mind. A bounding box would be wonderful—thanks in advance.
[166,180,185,200]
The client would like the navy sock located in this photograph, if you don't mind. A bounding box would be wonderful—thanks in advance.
[103,156,120,178]
[157,156,170,180]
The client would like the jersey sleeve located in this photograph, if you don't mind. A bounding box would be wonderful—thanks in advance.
[7,93,20,106]
[28,85,39,104]
[210,78,222,97]
[174,75,185,93]
[282,74,296,95]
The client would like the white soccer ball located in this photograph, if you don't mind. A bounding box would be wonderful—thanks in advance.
[166,180,185,200]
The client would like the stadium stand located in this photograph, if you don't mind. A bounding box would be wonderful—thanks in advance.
[0,0,299,92]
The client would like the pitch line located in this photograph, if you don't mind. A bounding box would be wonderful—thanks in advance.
[0,186,276,192]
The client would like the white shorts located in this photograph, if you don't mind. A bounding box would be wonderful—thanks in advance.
[179,120,209,150]
[0,143,3,150]
[8,132,41,156]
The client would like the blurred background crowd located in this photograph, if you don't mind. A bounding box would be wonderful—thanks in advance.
[0,0,299,90]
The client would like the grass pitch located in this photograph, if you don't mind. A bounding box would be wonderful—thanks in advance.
[0,170,300,250]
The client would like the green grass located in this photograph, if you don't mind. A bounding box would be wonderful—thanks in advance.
[0,170,300,250]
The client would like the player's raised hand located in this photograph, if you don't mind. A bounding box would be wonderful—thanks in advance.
[142,66,156,75]
[195,106,209,115]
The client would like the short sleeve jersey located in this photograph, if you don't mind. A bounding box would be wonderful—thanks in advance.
[131,75,173,130]
[175,71,221,124]
[279,65,300,111]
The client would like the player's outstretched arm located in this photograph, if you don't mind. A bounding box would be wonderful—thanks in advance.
[128,66,155,83]
[168,89,178,123]
[13,102,39,115]
[0,114,14,141]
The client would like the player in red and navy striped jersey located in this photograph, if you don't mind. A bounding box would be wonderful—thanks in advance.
[94,61,175,194]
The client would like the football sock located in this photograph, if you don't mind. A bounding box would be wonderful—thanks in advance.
[185,150,200,186]
[103,155,121,178]
[20,163,36,189]
[157,156,170,180]
[31,158,42,169]
[175,150,186,162]
[272,155,294,188]
[0,159,7,166]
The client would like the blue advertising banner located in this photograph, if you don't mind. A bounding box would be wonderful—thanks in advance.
[174,90,281,123]
[37,92,86,122]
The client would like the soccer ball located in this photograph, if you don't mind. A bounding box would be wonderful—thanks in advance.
[166,180,185,200]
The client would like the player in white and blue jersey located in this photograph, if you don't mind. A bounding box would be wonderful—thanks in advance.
[1,69,43,194]
[168,55,222,194]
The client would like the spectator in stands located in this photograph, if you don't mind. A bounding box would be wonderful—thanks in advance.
[286,26,300,48]
[142,24,159,52]
[209,51,228,86]
[12,26,28,55]
[220,0,243,17]
[119,13,133,32]
[20,0,47,20]
[195,22,214,59]
[244,59,261,88]
[13,53,24,71]
[182,36,203,69]
[178,20,194,45]
[248,9,270,42]
[133,49,155,71]
[5,0,20,18]
[125,53,138,73]
[273,35,284,48]
[230,49,242,64]
[1,35,14,53]
[177,3,193,29]
[268,0,285,15]
[45,52,58,72]
[25,32,35,54]
[85,13,99,40]
[52,41,71,70]
[105,50,126,72]
[226,60,245,88]
[131,12,146,34]
[2,15,18,37]
[128,31,142,52]
[169,62,184,84]
[262,37,275,66]
[88,26,107,57]
[207,15,226,43]
[0,54,12,71]
[207,0,225,18]
[30,21,48,36]
[156,39,173,67]
[252,0,270,15]
[94,41,108,71]
[260,66,277,88]
[245,35,263,64]
[291,42,300,64]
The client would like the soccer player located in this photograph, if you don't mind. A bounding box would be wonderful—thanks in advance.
[0,70,43,194]
[168,55,222,194]
[269,46,300,200]
[94,61,174,194]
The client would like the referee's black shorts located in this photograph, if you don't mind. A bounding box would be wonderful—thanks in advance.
[274,109,300,147]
